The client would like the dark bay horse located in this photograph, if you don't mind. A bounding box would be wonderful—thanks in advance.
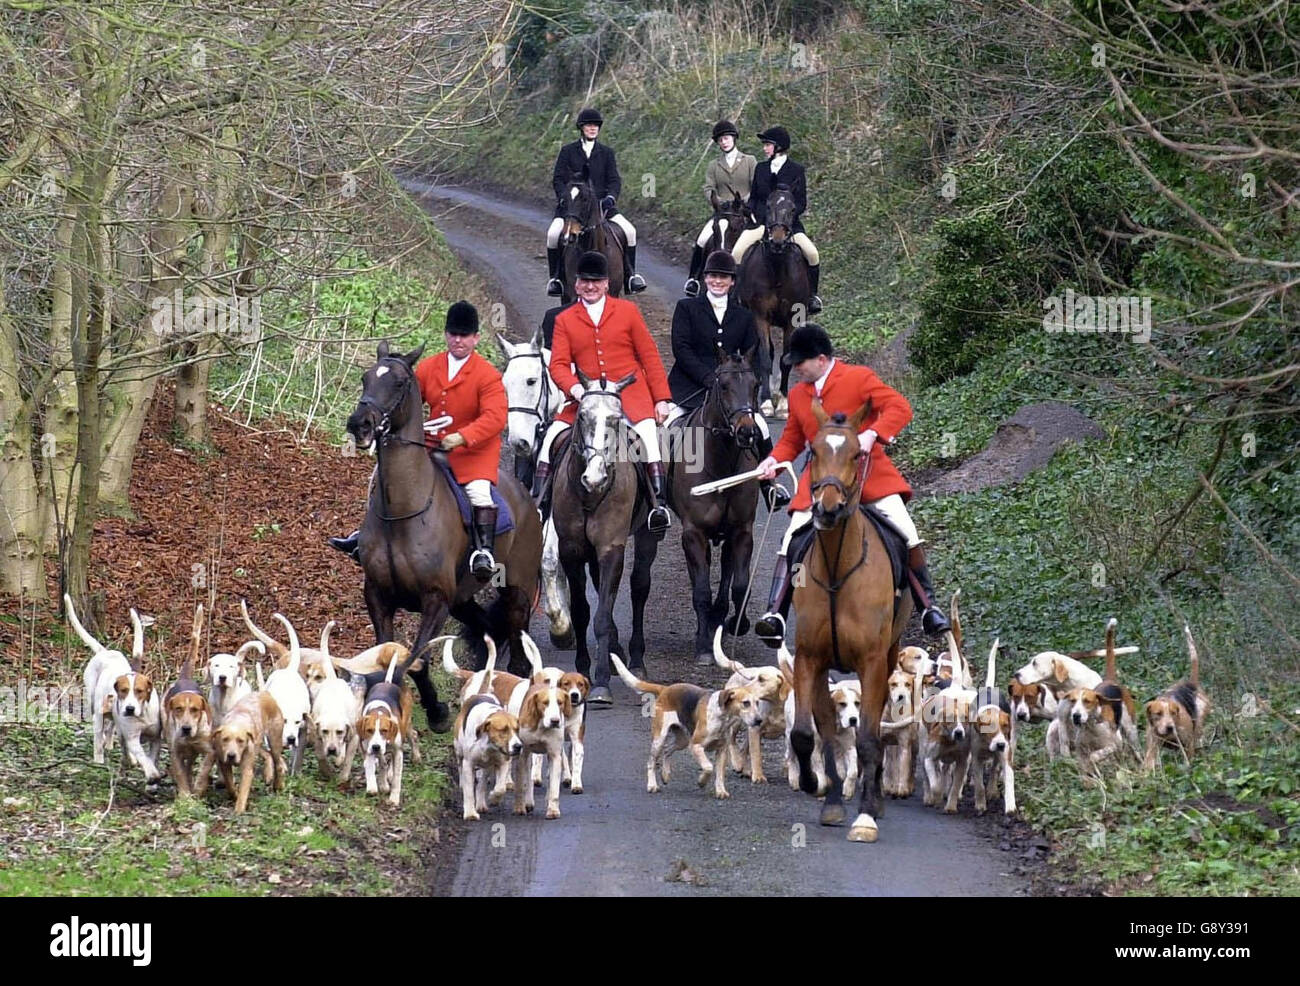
[790,399,912,843]
[346,341,543,730]
[559,175,626,305]
[735,187,812,418]
[666,348,762,664]
[705,190,751,256]
[551,371,660,705]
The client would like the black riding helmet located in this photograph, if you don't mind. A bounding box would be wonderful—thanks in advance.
[756,126,791,153]
[712,119,738,141]
[576,107,603,128]
[576,250,609,280]
[702,250,737,277]
[782,323,833,367]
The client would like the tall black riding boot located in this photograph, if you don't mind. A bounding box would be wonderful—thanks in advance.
[645,460,671,535]
[328,529,361,564]
[907,544,951,636]
[754,553,794,647]
[808,263,823,314]
[546,247,563,297]
[470,506,499,582]
[625,245,647,293]
[683,245,705,297]
[531,460,551,504]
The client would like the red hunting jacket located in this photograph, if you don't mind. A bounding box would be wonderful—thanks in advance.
[770,360,913,512]
[414,351,506,484]
[550,297,671,425]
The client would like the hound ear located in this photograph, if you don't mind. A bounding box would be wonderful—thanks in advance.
[401,344,425,367]
[719,688,734,707]
[848,398,874,432]
[811,398,829,426]
[102,694,114,714]
[1053,660,1069,684]
[576,368,593,389]
[376,339,391,359]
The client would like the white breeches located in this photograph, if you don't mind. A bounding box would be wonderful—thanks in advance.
[778,493,921,554]
[464,479,494,508]
[697,217,729,248]
[546,213,636,248]
[732,227,819,265]
[663,403,768,439]
[536,416,662,465]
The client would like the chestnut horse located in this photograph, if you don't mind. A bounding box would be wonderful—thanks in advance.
[789,399,912,842]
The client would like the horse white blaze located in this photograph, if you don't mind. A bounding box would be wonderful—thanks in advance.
[375,366,389,378]
[825,434,845,452]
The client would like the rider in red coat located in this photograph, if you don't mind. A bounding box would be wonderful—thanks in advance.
[329,301,507,581]
[534,250,674,534]
[753,323,950,645]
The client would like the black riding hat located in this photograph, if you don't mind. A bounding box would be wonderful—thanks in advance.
[712,119,738,141]
[782,323,833,367]
[702,250,737,277]
[576,250,609,280]
[445,300,479,336]
[576,107,603,128]
[757,126,791,152]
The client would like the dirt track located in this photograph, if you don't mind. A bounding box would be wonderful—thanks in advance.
[407,180,1027,897]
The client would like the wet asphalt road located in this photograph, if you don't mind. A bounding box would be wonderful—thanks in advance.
[407,179,1023,897]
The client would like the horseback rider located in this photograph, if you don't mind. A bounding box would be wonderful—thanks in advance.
[533,250,674,535]
[329,301,507,582]
[730,126,823,314]
[684,119,756,297]
[667,249,791,510]
[752,324,950,644]
[546,107,646,297]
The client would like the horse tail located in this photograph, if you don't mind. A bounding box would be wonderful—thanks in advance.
[610,653,664,695]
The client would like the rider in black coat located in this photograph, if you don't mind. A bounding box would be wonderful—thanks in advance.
[666,250,789,510]
[546,107,646,296]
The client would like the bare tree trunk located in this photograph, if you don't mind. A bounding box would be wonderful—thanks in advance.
[0,282,45,598]
[173,350,213,442]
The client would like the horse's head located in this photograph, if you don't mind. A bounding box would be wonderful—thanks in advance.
[765,186,797,250]
[500,332,555,459]
[808,398,873,529]
[709,345,761,448]
[347,340,425,450]
[562,174,599,240]
[573,369,635,493]
[712,189,749,222]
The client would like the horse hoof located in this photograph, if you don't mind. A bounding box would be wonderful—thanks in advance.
[429,703,452,734]
[820,803,847,826]
[550,627,576,650]
[848,814,878,842]
[695,650,714,666]
[588,686,613,707]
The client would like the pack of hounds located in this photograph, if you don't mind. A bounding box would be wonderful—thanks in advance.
[70,585,1210,822]
[69,594,425,814]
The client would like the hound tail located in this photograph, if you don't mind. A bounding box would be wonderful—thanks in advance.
[950,588,963,654]
[64,593,106,655]
[182,603,203,680]
[254,661,266,690]
[319,621,337,679]
[1104,617,1118,683]
[440,638,462,676]
[1183,624,1200,689]
[240,600,289,660]
[712,626,746,674]
[611,654,665,695]
[234,640,265,664]
[519,631,544,676]
[985,636,999,690]
[272,613,301,675]
[476,634,498,697]
[942,629,964,691]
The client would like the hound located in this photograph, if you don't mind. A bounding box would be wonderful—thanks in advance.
[197,690,286,813]
[1064,619,1140,779]
[918,630,976,813]
[358,639,423,807]
[251,611,312,773]
[613,654,764,800]
[165,604,214,796]
[511,677,572,819]
[1143,624,1211,770]
[240,599,333,703]
[311,622,362,785]
[453,636,522,820]
[519,634,591,794]
[968,638,1015,814]
[70,594,163,786]
[206,641,261,726]
[712,627,789,784]
[882,666,921,798]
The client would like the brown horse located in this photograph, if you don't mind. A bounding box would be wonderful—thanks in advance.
[551,371,660,705]
[735,187,812,418]
[559,174,626,305]
[789,399,912,842]
[666,347,762,664]
[346,341,543,731]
